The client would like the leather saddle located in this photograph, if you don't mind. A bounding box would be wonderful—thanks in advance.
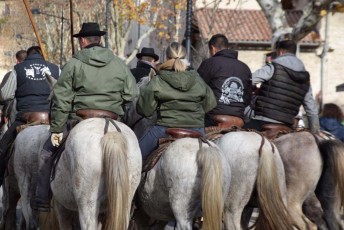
[261,123,292,139]
[16,112,50,133]
[142,128,203,173]
[165,128,202,139]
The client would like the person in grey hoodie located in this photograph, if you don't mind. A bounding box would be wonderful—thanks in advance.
[244,39,320,132]
[31,22,137,212]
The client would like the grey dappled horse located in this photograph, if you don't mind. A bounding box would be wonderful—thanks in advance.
[136,138,231,230]
[12,119,142,229]
[273,132,344,230]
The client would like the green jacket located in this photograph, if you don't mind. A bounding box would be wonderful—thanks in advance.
[137,70,216,128]
[50,45,137,133]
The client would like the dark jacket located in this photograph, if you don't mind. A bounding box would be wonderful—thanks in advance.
[137,69,216,128]
[197,49,252,119]
[14,54,59,116]
[131,61,156,83]
[255,63,310,125]
[320,117,344,142]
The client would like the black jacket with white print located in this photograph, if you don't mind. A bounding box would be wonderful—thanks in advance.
[197,49,252,120]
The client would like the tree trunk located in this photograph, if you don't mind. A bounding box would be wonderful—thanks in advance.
[292,0,344,41]
[257,0,292,45]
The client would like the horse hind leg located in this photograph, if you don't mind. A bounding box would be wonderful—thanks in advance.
[1,177,21,230]
[316,169,343,230]
[54,201,78,230]
[302,193,328,230]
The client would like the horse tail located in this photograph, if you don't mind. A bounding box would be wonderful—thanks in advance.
[318,139,344,209]
[255,137,293,230]
[196,145,224,230]
[101,132,129,230]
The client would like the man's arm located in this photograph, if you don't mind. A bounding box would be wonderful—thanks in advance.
[0,70,17,102]
[251,64,274,85]
[50,64,75,133]
[303,86,320,132]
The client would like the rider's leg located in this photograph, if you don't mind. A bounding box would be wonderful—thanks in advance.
[139,125,167,160]
[0,119,24,186]
[31,138,58,212]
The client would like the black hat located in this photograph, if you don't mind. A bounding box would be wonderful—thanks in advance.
[73,22,106,38]
[136,47,159,61]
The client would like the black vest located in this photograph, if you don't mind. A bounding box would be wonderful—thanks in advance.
[255,63,310,125]
[14,54,59,114]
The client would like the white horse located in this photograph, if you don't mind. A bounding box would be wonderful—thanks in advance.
[13,118,142,229]
[214,130,293,230]
[136,137,231,230]
[12,124,59,230]
[52,118,141,229]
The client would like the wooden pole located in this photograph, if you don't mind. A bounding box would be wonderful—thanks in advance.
[22,0,47,60]
[69,0,75,55]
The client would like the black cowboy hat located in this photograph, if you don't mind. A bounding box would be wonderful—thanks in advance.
[136,47,159,61]
[73,22,106,38]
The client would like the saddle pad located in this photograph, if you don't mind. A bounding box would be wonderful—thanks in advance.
[142,137,175,173]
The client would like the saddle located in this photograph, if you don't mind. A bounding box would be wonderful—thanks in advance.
[165,128,202,139]
[205,115,244,134]
[142,128,203,173]
[16,112,50,133]
[261,123,292,140]
[76,109,118,120]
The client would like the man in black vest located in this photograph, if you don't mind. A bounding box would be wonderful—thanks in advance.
[197,34,252,127]
[0,50,27,128]
[0,46,60,186]
[244,39,319,132]
[130,47,159,83]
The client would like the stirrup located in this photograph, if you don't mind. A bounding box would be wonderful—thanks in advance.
[31,197,51,212]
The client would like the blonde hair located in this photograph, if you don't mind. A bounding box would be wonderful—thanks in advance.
[159,42,187,72]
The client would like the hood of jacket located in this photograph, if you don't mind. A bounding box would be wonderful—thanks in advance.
[279,64,310,84]
[158,70,197,92]
[320,117,342,132]
[213,49,238,59]
[74,45,115,67]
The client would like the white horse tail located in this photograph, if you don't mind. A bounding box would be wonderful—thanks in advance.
[196,145,224,230]
[318,139,344,208]
[101,132,129,230]
[255,137,293,230]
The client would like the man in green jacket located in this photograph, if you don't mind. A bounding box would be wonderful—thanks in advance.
[31,22,138,211]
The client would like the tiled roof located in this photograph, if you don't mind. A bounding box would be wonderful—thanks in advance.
[194,8,319,46]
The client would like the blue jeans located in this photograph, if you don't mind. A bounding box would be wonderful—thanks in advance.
[139,125,205,160]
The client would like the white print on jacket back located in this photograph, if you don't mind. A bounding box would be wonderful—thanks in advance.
[24,64,51,81]
[219,76,244,104]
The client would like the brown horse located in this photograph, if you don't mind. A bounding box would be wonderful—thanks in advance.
[274,132,344,230]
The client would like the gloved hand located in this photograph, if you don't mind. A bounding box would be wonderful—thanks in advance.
[51,133,63,147]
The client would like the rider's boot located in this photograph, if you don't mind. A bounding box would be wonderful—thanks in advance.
[31,140,57,212]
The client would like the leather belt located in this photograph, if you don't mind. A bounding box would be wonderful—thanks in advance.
[76,109,118,120]
[21,112,49,124]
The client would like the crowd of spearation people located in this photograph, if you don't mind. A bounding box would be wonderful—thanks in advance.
[0,22,343,212]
